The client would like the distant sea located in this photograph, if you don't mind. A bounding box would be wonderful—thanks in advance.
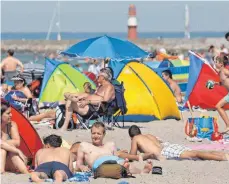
[1,31,227,40]
[1,31,227,70]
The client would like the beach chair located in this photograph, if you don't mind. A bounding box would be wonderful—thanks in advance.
[76,81,127,130]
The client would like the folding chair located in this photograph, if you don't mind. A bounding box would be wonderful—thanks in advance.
[76,81,127,129]
[103,81,127,128]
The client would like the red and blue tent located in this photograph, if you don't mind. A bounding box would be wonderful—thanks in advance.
[184,51,229,109]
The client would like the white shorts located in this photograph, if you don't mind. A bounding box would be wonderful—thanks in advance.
[161,142,191,159]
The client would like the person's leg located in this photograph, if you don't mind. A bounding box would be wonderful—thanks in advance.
[60,100,89,131]
[29,110,56,121]
[127,160,153,174]
[6,152,28,174]
[216,97,229,133]
[1,149,7,173]
[60,100,74,131]
[30,172,48,182]
[180,150,229,161]
[53,170,67,182]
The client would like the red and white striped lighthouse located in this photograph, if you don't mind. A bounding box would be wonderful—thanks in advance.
[128,4,137,40]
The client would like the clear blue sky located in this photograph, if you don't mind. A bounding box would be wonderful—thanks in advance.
[1,1,229,32]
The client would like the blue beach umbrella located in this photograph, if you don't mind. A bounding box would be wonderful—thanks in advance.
[60,35,149,61]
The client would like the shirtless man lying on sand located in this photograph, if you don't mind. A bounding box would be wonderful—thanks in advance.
[60,70,115,131]
[76,122,154,175]
[128,125,229,161]
[30,134,73,183]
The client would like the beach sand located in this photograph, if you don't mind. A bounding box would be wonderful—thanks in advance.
[1,110,229,184]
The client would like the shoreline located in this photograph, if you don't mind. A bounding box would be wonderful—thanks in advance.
[1,37,228,53]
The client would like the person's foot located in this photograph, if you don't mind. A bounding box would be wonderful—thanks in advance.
[142,160,153,174]
[122,158,130,169]
[221,127,229,134]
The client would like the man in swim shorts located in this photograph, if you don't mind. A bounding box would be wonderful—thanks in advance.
[76,122,153,175]
[1,49,24,86]
[128,125,229,161]
[30,134,73,182]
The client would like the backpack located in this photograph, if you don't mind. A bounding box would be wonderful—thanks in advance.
[113,82,127,115]
[94,160,134,179]
[54,105,75,129]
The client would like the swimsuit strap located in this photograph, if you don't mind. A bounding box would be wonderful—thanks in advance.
[6,123,12,140]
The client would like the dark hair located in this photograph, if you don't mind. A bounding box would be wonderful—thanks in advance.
[43,134,62,148]
[7,49,14,56]
[91,122,106,134]
[208,45,214,52]
[162,69,173,79]
[128,125,141,138]
[225,32,229,40]
[1,101,10,115]
[13,74,26,86]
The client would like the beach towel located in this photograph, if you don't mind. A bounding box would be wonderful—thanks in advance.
[42,172,92,182]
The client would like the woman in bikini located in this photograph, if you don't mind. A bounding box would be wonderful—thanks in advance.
[1,101,28,174]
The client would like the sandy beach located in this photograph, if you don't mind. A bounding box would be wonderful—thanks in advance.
[1,110,229,184]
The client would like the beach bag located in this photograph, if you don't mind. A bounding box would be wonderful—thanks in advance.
[185,116,219,140]
[94,161,130,179]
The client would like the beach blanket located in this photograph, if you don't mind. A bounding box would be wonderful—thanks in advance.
[36,172,92,182]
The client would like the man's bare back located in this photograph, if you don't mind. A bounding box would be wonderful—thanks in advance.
[130,134,163,159]
[35,147,72,168]
[1,57,23,72]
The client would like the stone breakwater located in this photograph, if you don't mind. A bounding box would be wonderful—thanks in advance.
[1,38,228,53]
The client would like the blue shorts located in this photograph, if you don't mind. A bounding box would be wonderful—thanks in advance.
[92,156,124,171]
[224,93,229,103]
[35,161,73,179]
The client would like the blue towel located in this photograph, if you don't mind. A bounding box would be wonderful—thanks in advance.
[43,172,92,182]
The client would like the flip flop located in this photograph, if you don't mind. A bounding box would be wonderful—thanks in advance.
[152,166,162,175]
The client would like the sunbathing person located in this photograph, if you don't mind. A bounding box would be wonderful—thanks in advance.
[162,70,183,104]
[128,125,229,161]
[10,75,33,102]
[1,101,28,174]
[60,71,115,131]
[76,122,153,175]
[30,134,73,183]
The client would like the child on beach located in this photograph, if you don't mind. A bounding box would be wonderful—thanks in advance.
[214,56,229,133]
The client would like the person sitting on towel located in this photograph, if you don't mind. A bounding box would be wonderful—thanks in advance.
[127,125,229,161]
[60,71,115,131]
[162,70,183,104]
[30,134,73,183]
[1,101,28,174]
